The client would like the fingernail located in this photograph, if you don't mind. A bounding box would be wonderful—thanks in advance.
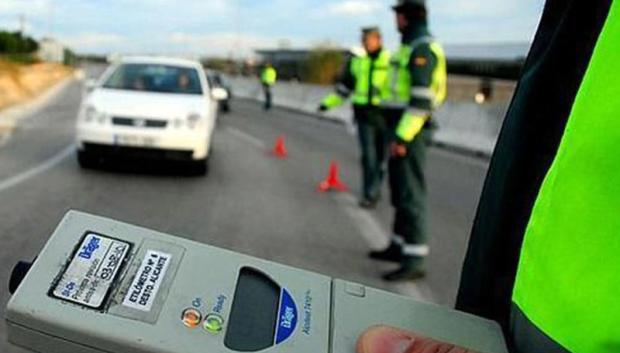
[362,328,416,353]
[389,337,415,353]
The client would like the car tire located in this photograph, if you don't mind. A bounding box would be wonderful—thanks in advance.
[190,158,209,176]
[77,150,97,169]
[222,101,230,113]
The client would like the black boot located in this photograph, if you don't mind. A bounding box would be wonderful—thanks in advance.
[382,257,426,281]
[368,243,402,263]
[359,190,381,209]
[359,197,379,209]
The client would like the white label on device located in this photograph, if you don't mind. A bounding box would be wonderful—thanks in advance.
[122,250,172,312]
[52,233,131,308]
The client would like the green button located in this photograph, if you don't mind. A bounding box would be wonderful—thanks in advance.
[203,314,224,333]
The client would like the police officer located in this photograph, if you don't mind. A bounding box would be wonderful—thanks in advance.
[260,62,277,110]
[369,0,447,281]
[319,27,391,208]
[357,1,619,351]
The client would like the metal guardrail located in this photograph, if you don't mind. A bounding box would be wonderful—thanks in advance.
[448,58,525,80]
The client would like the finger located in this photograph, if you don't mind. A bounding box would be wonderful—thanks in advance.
[357,326,475,353]
[357,326,415,353]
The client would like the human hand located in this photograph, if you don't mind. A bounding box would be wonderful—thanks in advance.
[390,142,407,157]
[357,326,478,353]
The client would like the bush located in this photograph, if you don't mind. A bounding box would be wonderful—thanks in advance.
[64,48,78,66]
[302,48,345,85]
[0,31,39,54]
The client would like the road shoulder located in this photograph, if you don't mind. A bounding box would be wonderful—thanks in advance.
[0,71,78,147]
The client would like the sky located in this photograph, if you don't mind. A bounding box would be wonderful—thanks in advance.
[0,0,546,58]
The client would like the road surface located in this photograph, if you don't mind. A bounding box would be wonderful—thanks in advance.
[0,75,489,352]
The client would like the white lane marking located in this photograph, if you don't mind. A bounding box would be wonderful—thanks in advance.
[335,193,389,249]
[334,192,436,303]
[0,144,74,193]
[225,127,267,149]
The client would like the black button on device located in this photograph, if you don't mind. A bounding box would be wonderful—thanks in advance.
[9,260,33,295]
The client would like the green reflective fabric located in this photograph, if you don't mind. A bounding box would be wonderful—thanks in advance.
[396,114,427,142]
[382,45,413,106]
[322,93,344,109]
[513,3,620,352]
[350,50,390,106]
[429,42,447,107]
[380,39,446,108]
[261,67,277,85]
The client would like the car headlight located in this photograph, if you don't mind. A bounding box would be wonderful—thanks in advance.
[83,106,97,122]
[187,113,202,129]
[83,106,107,124]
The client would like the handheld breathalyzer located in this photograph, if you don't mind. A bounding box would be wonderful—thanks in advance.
[6,211,508,353]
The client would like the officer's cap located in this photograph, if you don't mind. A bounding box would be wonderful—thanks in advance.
[392,0,426,11]
[361,26,381,36]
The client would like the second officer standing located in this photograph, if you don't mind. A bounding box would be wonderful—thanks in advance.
[261,62,277,111]
[370,0,447,281]
[319,27,390,208]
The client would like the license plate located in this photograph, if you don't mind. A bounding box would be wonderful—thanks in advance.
[52,233,131,309]
[115,134,157,147]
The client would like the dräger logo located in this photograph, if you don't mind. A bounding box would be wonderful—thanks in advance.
[280,306,295,329]
[78,236,101,259]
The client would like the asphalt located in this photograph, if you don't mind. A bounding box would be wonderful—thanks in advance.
[0,73,489,353]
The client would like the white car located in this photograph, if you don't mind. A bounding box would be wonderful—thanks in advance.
[76,56,227,175]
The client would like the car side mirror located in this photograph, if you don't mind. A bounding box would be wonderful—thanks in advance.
[84,79,97,93]
[211,87,228,101]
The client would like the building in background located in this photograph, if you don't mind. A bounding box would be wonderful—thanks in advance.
[38,37,65,63]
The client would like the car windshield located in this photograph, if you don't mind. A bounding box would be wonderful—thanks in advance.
[102,63,203,95]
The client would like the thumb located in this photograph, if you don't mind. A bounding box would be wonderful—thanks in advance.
[356,326,475,353]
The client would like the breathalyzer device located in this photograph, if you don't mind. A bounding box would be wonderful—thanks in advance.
[6,211,508,353]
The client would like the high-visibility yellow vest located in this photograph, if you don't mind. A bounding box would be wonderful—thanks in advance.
[380,37,447,142]
[350,49,391,106]
[512,3,620,351]
[261,67,277,86]
[381,37,447,110]
[321,49,391,109]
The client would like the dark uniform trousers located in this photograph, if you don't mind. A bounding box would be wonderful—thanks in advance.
[354,105,387,201]
[383,108,431,247]
[263,84,273,110]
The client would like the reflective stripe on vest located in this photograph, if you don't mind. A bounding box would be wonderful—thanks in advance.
[512,3,620,352]
[350,50,390,106]
[381,37,447,110]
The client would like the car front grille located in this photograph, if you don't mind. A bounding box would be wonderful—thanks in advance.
[112,117,168,128]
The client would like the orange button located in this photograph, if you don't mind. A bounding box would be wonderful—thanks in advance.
[182,308,202,328]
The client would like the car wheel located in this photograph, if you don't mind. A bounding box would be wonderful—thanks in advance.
[77,150,97,169]
[190,158,209,176]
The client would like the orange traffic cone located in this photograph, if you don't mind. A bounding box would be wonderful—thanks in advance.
[272,135,288,158]
[317,161,348,192]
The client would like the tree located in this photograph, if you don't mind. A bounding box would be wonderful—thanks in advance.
[0,31,39,54]
[302,47,345,85]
